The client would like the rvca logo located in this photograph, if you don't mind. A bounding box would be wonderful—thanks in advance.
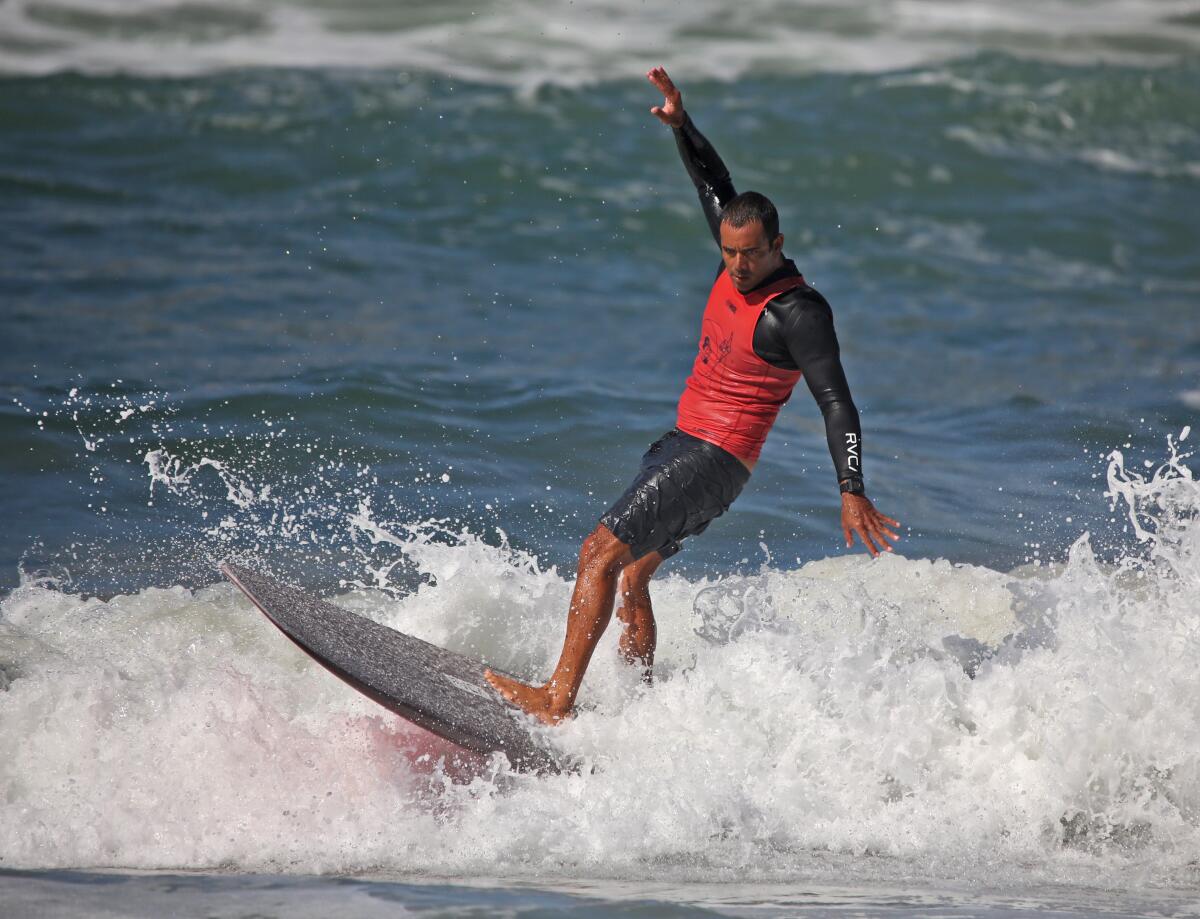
[845,432,860,472]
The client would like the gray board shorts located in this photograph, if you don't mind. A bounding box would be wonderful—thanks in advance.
[599,428,750,560]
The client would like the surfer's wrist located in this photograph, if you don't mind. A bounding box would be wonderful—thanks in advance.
[839,475,865,497]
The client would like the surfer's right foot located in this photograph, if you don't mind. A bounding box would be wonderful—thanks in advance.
[484,669,572,726]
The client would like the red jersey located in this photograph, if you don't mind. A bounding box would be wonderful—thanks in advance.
[675,267,808,464]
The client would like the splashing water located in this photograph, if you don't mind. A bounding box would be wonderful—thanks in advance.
[1,429,1198,889]
[10,384,497,596]
[1105,426,1195,580]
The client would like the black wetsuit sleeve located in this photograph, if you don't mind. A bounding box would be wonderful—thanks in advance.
[672,113,737,244]
[778,295,864,485]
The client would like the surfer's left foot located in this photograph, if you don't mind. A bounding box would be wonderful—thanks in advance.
[484,669,572,726]
[618,645,654,686]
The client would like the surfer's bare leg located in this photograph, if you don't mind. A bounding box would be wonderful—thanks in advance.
[616,550,663,680]
[485,524,633,724]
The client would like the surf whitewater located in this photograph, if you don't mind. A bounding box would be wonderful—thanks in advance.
[0,431,1196,888]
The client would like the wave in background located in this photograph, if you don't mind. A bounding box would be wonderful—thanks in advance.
[2,0,1200,87]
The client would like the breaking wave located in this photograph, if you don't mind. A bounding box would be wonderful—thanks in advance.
[2,430,1197,888]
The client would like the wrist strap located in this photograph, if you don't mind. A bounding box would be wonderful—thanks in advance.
[839,476,865,496]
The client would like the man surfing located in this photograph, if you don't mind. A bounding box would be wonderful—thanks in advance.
[486,67,899,725]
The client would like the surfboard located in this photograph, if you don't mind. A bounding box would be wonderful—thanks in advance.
[219,562,564,774]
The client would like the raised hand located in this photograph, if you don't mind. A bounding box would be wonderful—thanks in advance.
[647,66,685,128]
[841,494,901,558]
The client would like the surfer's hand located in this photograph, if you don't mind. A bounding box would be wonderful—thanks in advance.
[647,66,685,128]
[841,493,900,558]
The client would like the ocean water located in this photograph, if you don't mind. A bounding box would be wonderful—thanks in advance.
[2,0,1199,915]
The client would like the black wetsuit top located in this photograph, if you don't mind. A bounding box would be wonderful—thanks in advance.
[673,113,864,488]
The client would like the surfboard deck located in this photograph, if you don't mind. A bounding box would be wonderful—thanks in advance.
[220,562,563,774]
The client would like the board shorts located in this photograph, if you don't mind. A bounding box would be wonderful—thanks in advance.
[599,428,751,561]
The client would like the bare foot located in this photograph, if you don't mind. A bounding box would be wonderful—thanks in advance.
[484,669,572,726]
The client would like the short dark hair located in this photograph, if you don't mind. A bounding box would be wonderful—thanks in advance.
[720,191,779,241]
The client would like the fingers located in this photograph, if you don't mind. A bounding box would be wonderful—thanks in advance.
[864,514,897,553]
[868,509,901,547]
[871,514,900,544]
[646,66,677,96]
[846,511,899,557]
[869,523,892,553]
[855,524,880,558]
[844,502,904,558]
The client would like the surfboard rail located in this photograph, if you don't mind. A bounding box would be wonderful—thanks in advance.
[220,562,564,774]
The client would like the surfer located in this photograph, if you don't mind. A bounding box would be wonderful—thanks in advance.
[486,67,899,724]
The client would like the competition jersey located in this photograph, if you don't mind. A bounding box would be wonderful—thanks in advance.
[676,268,807,464]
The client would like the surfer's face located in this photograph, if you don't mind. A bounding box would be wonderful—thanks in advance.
[720,220,784,293]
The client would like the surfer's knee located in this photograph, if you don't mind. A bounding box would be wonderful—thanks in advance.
[620,552,663,594]
[579,525,632,575]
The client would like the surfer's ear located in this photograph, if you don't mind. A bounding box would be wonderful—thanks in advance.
[771,234,784,253]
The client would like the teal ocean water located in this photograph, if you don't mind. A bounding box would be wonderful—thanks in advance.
[1,1,1199,915]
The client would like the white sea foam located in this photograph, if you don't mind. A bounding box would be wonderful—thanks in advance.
[0,0,1196,85]
[1,435,1198,886]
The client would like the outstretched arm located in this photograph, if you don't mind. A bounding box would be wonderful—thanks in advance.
[647,67,736,244]
[783,297,901,557]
